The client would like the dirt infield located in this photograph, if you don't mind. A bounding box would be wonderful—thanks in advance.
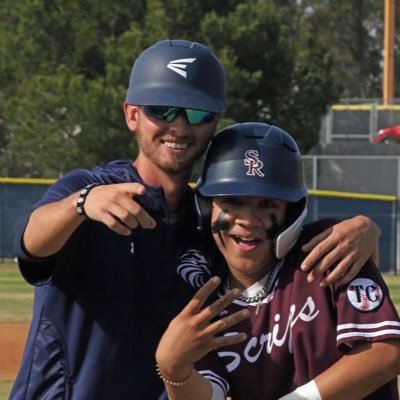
[0,323,29,381]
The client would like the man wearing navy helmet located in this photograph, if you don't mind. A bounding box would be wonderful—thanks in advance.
[156,123,400,400]
[11,40,379,399]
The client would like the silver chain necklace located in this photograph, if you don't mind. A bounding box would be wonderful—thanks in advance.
[225,260,282,313]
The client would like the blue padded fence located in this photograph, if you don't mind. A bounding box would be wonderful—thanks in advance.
[0,179,398,273]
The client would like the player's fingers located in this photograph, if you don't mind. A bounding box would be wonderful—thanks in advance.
[114,183,156,229]
[213,331,248,350]
[306,248,342,283]
[301,231,335,272]
[198,288,242,322]
[126,201,156,229]
[108,200,152,230]
[203,309,250,337]
[323,254,366,287]
[119,182,147,195]
[301,228,331,253]
[124,186,156,229]
[334,261,362,286]
[100,200,140,228]
[84,183,156,229]
[98,212,133,236]
[181,277,222,315]
[94,182,146,199]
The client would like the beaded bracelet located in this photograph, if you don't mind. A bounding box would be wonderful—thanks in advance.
[76,183,100,219]
[155,364,193,387]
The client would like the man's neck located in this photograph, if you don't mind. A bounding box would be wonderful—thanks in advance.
[132,159,191,213]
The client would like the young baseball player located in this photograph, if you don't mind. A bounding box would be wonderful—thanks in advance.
[12,39,380,399]
[156,122,400,400]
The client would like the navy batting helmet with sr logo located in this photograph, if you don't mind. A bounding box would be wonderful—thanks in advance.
[195,122,308,259]
[126,39,226,113]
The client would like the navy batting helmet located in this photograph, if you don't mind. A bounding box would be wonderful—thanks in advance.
[126,39,226,113]
[195,122,308,259]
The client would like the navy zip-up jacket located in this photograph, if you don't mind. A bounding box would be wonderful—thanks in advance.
[10,160,197,400]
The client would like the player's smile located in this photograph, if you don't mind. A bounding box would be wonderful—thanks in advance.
[231,234,262,251]
[160,136,191,154]
[154,132,197,167]
[162,140,190,151]
[227,230,267,257]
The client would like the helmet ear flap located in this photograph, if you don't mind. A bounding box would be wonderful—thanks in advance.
[275,198,308,259]
[285,198,307,228]
[194,193,212,234]
[194,193,226,276]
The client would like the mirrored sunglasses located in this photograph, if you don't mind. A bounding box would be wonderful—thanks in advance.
[142,105,216,125]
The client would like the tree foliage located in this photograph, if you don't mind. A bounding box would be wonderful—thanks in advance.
[0,0,393,177]
[298,0,384,99]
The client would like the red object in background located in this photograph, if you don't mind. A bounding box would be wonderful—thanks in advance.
[373,124,400,144]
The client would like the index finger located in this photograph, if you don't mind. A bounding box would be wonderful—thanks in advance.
[181,277,221,315]
[122,183,156,229]
[301,228,331,253]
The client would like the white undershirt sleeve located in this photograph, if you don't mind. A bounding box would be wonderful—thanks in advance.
[211,382,226,400]
[278,379,322,400]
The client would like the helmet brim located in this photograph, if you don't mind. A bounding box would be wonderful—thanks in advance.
[126,85,225,113]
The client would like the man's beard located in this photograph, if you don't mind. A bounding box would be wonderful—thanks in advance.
[134,120,212,175]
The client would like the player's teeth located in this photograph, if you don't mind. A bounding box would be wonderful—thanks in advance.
[236,236,254,242]
[165,142,188,149]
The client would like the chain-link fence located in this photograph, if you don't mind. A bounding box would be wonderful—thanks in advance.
[303,155,399,273]
[303,155,400,197]
[321,104,400,143]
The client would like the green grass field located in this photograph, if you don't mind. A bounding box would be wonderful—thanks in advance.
[0,381,12,400]
[0,263,34,323]
[0,262,399,398]
[384,274,400,309]
[0,262,33,399]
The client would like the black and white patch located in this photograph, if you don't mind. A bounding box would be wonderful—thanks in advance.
[346,278,384,312]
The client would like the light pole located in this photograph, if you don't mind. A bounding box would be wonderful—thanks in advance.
[383,0,395,105]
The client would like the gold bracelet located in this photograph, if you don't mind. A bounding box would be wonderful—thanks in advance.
[156,364,193,387]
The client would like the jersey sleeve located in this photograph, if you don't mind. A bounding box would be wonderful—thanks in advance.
[335,262,400,350]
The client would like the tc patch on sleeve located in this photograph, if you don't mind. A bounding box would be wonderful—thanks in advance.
[346,278,384,312]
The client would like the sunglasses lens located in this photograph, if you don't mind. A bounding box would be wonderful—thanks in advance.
[143,106,177,122]
[143,106,215,125]
[185,109,215,125]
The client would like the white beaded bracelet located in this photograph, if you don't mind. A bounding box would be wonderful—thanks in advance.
[76,183,100,219]
[156,364,193,387]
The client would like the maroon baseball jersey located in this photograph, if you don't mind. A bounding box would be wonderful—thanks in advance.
[183,220,400,400]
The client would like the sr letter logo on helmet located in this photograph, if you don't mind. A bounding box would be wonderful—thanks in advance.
[244,150,264,177]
